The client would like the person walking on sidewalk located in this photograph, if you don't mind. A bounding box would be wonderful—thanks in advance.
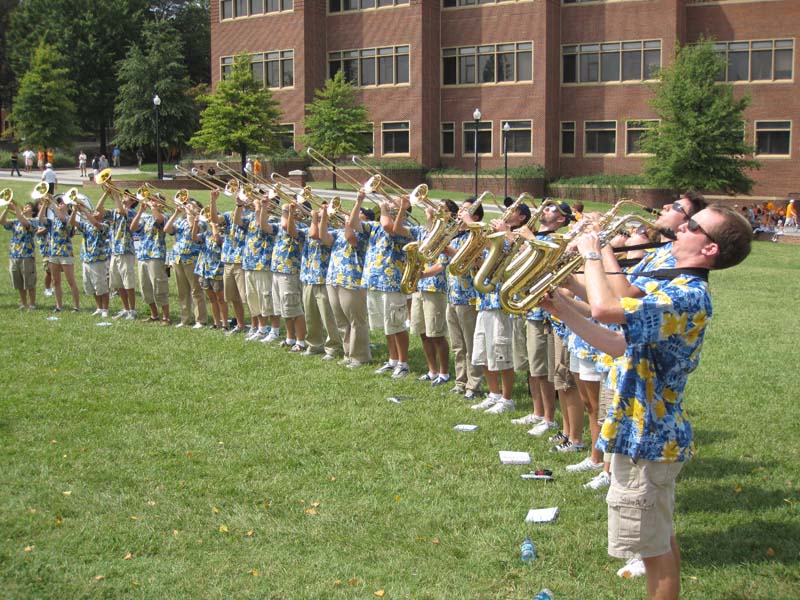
[10,150,21,177]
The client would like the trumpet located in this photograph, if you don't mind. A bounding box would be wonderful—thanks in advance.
[499,200,658,314]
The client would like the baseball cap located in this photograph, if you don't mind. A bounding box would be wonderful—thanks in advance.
[554,201,573,220]
[45,162,52,168]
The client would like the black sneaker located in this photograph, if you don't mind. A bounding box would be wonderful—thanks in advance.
[52,307,62,313]
[548,431,568,445]
[550,440,572,453]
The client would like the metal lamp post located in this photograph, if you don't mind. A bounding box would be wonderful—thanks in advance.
[503,122,511,199]
[473,108,481,196]
[153,94,163,180]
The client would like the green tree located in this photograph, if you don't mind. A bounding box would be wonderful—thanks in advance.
[641,40,759,195]
[301,71,371,189]
[113,20,198,163]
[8,0,151,151]
[189,53,283,173]
[9,41,78,149]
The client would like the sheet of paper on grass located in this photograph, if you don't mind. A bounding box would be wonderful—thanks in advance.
[499,451,530,464]
[525,507,559,523]
[453,424,479,432]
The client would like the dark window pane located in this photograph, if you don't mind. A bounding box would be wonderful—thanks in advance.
[442,131,454,155]
[378,56,393,84]
[751,50,772,80]
[621,51,641,80]
[236,0,247,16]
[251,62,263,83]
[283,0,293,9]
[775,49,793,79]
[580,53,599,82]
[464,130,476,154]
[517,50,531,80]
[561,130,575,154]
[343,0,358,9]
[329,0,341,11]
[343,58,358,83]
[601,51,620,82]
[478,54,494,83]
[497,53,513,82]
[221,0,233,19]
[728,51,749,81]
[477,130,492,154]
[360,130,374,154]
[362,0,375,7]
[267,0,279,10]
[282,59,293,86]
[643,49,660,79]
[251,0,263,14]
[757,131,790,155]
[329,60,341,80]
[627,130,645,154]
[443,56,457,85]
[360,57,375,85]
[459,55,476,84]
[267,61,280,87]
[507,130,530,153]
[396,54,409,83]
[384,131,409,154]
[563,54,576,83]
[587,131,615,154]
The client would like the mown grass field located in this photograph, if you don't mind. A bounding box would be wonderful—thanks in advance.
[0,179,798,599]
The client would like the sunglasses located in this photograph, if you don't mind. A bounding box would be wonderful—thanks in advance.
[672,201,687,215]
[687,218,716,243]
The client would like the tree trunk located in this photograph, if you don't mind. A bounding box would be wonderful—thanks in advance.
[240,147,247,177]
[99,124,107,157]
[332,163,337,190]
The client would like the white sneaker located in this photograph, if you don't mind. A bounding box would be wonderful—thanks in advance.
[374,361,395,375]
[390,364,410,379]
[100,310,108,318]
[510,413,543,426]
[125,310,138,320]
[245,330,261,341]
[112,310,127,320]
[528,420,558,437]
[192,322,204,329]
[175,322,186,328]
[260,331,280,343]
[470,397,498,411]
[485,399,515,414]
[584,471,611,490]
[566,456,604,473]
[44,288,54,297]
[616,557,646,579]
[91,308,103,316]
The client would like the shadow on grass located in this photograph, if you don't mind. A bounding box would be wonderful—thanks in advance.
[683,456,761,479]
[678,482,795,514]
[691,427,732,448]
[681,519,800,567]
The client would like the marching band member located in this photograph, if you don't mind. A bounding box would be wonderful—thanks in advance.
[165,198,207,328]
[243,193,279,341]
[211,191,251,334]
[130,195,170,324]
[271,200,308,351]
[444,198,485,399]
[74,196,111,317]
[40,196,81,313]
[1,200,38,309]
[319,189,371,368]
[303,205,342,357]
[96,190,138,320]
[191,191,226,329]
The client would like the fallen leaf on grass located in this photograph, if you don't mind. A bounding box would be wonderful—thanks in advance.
[334,580,342,586]
[27,508,36,514]
[330,476,336,482]
[248,569,261,576]
[219,524,229,533]
[123,552,133,560]
[688,576,698,582]
[374,590,385,597]
[431,538,440,545]
[784,498,793,505]
[311,501,320,508]
[415,536,425,542]
[55,515,63,525]
[62,491,71,497]
[186,451,193,458]
[24,545,34,553]
[305,508,317,516]
[348,578,359,586]
[50,439,57,444]
[734,484,742,494]
[147,501,156,507]
[130,515,139,521]
[94,575,105,581]
[212,506,220,514]
[766,547,776,557]
[394,495,401,503]
[261,500,271,508]
[246,530,254,537]
[172,529,180,536]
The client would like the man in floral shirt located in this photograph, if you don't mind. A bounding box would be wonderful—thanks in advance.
[544,205,752,600]
[1,200,38,309]
[76,198,111,317]
[130,198,170,324]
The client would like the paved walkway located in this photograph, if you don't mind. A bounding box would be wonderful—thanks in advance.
[0,166,142,187]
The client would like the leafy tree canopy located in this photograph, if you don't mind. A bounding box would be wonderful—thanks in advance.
[641,39,759,195]
[113,19,197,156]
[189,53,283,171]
[10,41,79,149]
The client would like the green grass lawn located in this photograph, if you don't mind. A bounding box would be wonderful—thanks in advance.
[0,182,798,598]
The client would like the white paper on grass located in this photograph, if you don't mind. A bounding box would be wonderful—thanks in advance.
[525,507,559,523]
[96,322,113,326]
[453,424,479,432]
[499,451,531,464]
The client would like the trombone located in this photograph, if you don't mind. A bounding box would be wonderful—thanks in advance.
[271,172,347,227]
[174,163,229,192]
[96,168,143,205]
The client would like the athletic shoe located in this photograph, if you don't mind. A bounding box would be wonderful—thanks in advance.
[337,357,351,366]
[52,307,62,313]
[449,386,465,395]
[28,305,37,311]
[321,354,336,362]
[44,288,54,297]
[347,360,364,369]
[484,399,515,414]
[290,343,306,353]
[279,339,294,348]
[302,348,322,356]
[617,557,646,579]
[71,307,80,313]
[552,440,585,453]
[91,308,103,316]
[175,322,186,328]
[261,331,280,343]
[463,389,483,401]
[226,325,244,336]
[374,362,395,375]
[100,310,108,318]
[244,329,261,341]
[471,397,498,411]
[112,310,127,319]
[125,310,138,321]
[566,456,604,473]
[417,373,436,382]
[390,364,410,379]
[548,431,568,444]
[430,375,450,387]
[192,323,204,329]
[528,420,558,437]
[584,471,611,490]
[511,413,544,426]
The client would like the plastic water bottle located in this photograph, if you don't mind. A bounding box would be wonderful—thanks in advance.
[520,537,535,563]
[533,589,554,600]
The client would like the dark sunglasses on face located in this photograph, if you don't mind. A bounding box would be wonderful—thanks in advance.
[686,217,716,243]
[672,201,687,215]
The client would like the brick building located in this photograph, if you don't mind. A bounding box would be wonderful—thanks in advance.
[211,0,799,198]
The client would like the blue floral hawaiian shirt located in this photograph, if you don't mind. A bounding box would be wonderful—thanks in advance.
[597,275,711,463]
[326,228,369,289]
[133,214,166,261]
[170,218,202,264]
[220,211,252,264]
[77,219,110,263]
[360,221,406,292]
[33,218,50,258]
[4,219,35,258]
[301,236,332,285]
[242,218,277,271]
[446,232,478,306]
[49,218,74,258]
[271,223,307,275]
[107,208,136,256]
[194,228,223,280]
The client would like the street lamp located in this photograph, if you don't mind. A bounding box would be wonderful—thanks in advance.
[502,121,511,199]
[472,108,481,196]
[153,94,163,180]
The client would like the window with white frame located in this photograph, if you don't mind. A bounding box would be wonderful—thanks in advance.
[382,122,410,155]
[220,0,292,19]
[329,46,409,87]
[560,122,575,155]
[441,122,455,156]
[502,120,532,154]
[463,121,492,155]
[329,0,407,13]
[626,120,657,155]
[443,0,530,6]
[712,39,794,82]
[279,124,295,150]
[443,42,532,85]
[755,121,791,156]
[563,40,660,84]
[222,52,294,88]
[585,121,616,155]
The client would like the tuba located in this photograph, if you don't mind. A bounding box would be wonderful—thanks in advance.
[499,200,658,314]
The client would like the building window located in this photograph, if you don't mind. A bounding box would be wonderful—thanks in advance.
[329,0,407,12]
[560,122,575,156]
[441,122,455,156]
[279,124,295,150]
[382,122,410,155]
[443,0,529,6]
[626,120,657,155]
[585,121,616,155]
[463,121,492,156]
[502,120,532,154]
[221,0,292,19]
[360,123,375,155]
[563,40,660,84]
[755,121,791,156]
[329,46,409,87]
[221,51,294,88]
[712,39,793,82]
[443,42,532,86]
